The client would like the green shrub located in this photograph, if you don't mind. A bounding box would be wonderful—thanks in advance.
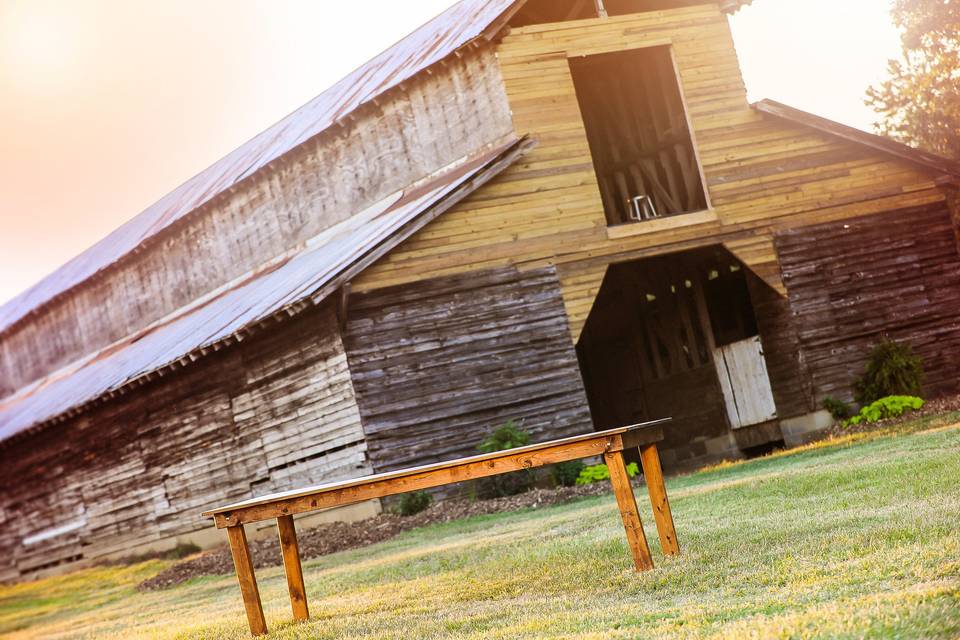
[844,395,924,427]
[575,461,640,485]
[397,491,433,516]
[854,338,924,405]
[550,460,585,487]
[476,420,534,498]
[823,396,853,421]
[478,420,530,453]
[166,542,202,560]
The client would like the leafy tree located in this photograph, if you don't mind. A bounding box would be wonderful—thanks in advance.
[866,0,960,158]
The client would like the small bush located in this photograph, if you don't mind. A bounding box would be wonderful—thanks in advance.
[854,338,924,405]
[823,396,853,421]
[167,542,202,560]
[397,491,433,517]
[844,395,924,427]
[476,420,534,498]
[550,460,585,487]
[575,461,640,485]
[478,420,530,453]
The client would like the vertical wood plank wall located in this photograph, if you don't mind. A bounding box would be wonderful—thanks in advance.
[775,201,960,404]
[0,302,369,582]
[344,266,593,473]
[353,5,947,346]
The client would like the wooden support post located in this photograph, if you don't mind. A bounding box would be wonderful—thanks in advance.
[227,525,268,636]
[639,443,680,556]
[277,515,309,621]
[604,450,654,571]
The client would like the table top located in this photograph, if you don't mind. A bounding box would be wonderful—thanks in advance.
[202,419,669,517]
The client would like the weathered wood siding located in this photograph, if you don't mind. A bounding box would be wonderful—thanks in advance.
[344,266,593,472]
[353,5,946,345]
[0,302,368,581]
[0,47,514,394]
[776,201,960,404]
[746,272,815,418]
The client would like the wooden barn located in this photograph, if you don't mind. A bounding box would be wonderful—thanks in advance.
[2,0,960,582]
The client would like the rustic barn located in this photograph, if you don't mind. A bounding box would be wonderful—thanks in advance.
[2,0,960,582]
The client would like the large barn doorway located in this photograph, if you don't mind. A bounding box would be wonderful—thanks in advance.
[576,247,779,469]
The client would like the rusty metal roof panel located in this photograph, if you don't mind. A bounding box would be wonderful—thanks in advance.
[0,0,520,335]
[0,138,529,443]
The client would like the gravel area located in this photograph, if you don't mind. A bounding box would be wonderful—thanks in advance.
[138,482,611,591]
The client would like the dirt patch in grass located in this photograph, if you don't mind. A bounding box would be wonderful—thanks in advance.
[138,483,610,591]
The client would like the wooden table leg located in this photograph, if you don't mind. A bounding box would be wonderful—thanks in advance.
[227,525,268,636]
[639,443,680,556]
[604,450,654,572]
[277,514,309,621]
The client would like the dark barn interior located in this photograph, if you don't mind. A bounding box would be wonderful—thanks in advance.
[576,247,783,469]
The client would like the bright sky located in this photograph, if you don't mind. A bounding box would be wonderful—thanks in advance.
[0,0,902,307]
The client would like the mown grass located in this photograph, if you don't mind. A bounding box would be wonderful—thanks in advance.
[2,416,959,639]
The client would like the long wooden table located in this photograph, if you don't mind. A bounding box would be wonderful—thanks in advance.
[202,420,678,636]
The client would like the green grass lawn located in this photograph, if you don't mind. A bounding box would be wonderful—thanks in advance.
[3,417,959,639]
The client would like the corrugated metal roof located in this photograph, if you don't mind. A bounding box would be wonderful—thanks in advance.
[0,0,522,335]
[0,138,531,444]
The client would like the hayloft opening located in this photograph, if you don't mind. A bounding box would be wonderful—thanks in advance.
[603,0,718,14]
[509,0,597,27]
[508,0,718,28]
[569,46,708,226]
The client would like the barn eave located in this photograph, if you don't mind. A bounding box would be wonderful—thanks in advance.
[0,136,533,447]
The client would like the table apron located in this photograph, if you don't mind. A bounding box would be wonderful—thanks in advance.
[215,434,623,528]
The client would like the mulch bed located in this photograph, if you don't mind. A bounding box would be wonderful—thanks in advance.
[138,482,611,591]
[824,393,960,437]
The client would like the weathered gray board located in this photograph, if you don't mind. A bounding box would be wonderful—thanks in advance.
[344,266,594,473]
[712,336,777,429]
[0,302,368,582]
[775,201,960,403]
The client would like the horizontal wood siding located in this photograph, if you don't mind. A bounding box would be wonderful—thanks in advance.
[353,5,946,344]
[776,202,960,403]
[746,271,815,418]
[344,266,593,472]
[0,302,368,581]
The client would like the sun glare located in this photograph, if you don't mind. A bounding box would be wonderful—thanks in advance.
[1,2,82,93]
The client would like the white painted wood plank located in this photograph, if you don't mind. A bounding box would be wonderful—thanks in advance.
[713,336,777,429]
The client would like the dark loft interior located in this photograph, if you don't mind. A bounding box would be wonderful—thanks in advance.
[509,0,717,28]
[569,46,708,226]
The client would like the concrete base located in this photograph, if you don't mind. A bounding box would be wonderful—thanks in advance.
[660,432,746,473]
[250,499,381,540]
[779,410,835,447]
[732,420,784,450]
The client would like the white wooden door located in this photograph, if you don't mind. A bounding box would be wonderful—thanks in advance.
[712,336,777,429]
